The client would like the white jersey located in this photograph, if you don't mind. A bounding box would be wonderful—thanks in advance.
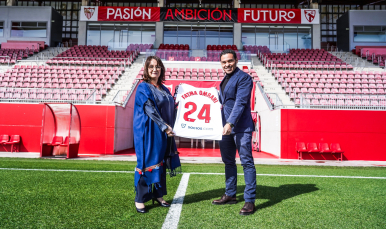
[173,84,223,140]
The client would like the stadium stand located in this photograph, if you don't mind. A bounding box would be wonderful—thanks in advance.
[243,45,271,55]
[351,46,386,67]
[273,69,386,106]
[1,42,40,52]
[0,64,128,102]
[135,66,260,82]
[261,48,354,70]
[126,44,153,52]
[46,45,139,67]
[154,44,247,62]
[7,40,46,50]
[159,44,190,50]
[0,47,40,64]
[207,44,237,51]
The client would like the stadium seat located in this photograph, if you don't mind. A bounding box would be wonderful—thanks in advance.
[4,135,21,153]
[0,135,9,144]
[319,143,332,154]
[296,142,308,160]
[49,136,63,146]
[330,143,344,161]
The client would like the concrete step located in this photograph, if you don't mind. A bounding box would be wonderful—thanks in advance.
[252,56,295,106]
[102,54,145,102]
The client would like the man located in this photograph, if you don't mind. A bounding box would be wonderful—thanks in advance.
[212,49,256,215]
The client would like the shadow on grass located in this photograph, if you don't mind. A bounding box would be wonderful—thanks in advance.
[182,184,319,211]
[253,184,319,211]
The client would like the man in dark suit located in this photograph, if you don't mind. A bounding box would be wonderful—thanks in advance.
[212,49,256,215]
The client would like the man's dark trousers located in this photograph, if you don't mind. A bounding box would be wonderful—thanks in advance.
[220,133,256,203]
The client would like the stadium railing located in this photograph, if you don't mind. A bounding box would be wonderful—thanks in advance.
[145,49,252,62]
[257,81,282,110]
[0,56,11,66]
[113,80,140,107]
[0,87,97,104]
[45,56,133,68]
[298,93,386,110]
[268,60,353,72]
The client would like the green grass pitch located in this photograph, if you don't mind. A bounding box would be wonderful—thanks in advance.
[0,158,385,228]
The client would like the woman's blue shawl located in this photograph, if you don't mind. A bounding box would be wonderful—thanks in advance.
[133,82,168,189]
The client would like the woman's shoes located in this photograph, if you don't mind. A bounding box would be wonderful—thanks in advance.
[135,203,147,213]
[152,198,171,207]
[135,199,170,213]
[136,207,147,213]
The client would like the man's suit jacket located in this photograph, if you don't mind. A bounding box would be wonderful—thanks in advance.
[219,67,255,133]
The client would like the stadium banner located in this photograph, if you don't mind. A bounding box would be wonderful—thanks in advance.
[238,8,319,24]
[160,8,237,22]
[80,6,161,21]
[80,6,319,24]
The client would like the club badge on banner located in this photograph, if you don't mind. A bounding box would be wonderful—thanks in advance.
[174,84,223,141]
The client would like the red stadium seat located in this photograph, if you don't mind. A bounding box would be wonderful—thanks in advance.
[4,135,21,153]
[319,143,331,153]
[0,135,9,144]
[296,142,307,160]
[49,136,63,146]
[330,143,344,161]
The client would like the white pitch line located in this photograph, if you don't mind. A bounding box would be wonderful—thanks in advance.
[255,173,386,179]
[0,168,385,179]
[189,172,386,179]
[162,173,190,229]
[0,168,135,173]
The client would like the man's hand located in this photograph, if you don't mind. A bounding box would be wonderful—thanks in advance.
[165,125,175,137]
[222,123,232,135]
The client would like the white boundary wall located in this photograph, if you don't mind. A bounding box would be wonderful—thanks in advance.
[255,85,281,157]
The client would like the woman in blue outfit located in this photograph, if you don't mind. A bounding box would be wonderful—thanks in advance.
[133,56,181,213]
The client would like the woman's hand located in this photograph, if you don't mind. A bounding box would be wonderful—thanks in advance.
[165,125,175,137]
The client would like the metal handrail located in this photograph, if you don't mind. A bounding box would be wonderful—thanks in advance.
[298,93,386,110]
[256,81,273,110]
[0,87,97,104]
[122,79,139,108]
[268,60,355,73]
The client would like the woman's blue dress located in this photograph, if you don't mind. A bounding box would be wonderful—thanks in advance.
[133,82,180,202]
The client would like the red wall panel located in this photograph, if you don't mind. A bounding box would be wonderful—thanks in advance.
[75,105,116,154]
[0,104,117,155]
[281,109,386,161]
[0,104,44,152]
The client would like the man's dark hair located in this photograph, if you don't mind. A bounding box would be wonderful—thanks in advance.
[220,49,237,60]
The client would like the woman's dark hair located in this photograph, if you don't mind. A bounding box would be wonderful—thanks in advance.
[143,56,166,85]
[220,49,237,60]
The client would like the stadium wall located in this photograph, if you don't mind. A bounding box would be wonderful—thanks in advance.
[0,103,44,152]
[0,103,135,155]
[345,10,386,51]
[76,105,116,155]
[254,84,281,156]
[281,109,386,161]
[0,6,62,47]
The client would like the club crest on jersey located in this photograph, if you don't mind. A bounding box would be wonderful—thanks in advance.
[181,124,186,128]
[304,10,316,22]
[84,7,95,20]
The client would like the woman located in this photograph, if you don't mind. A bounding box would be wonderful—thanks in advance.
[133,56,181,213]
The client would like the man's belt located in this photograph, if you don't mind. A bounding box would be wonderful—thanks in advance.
[136,161,163,175]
